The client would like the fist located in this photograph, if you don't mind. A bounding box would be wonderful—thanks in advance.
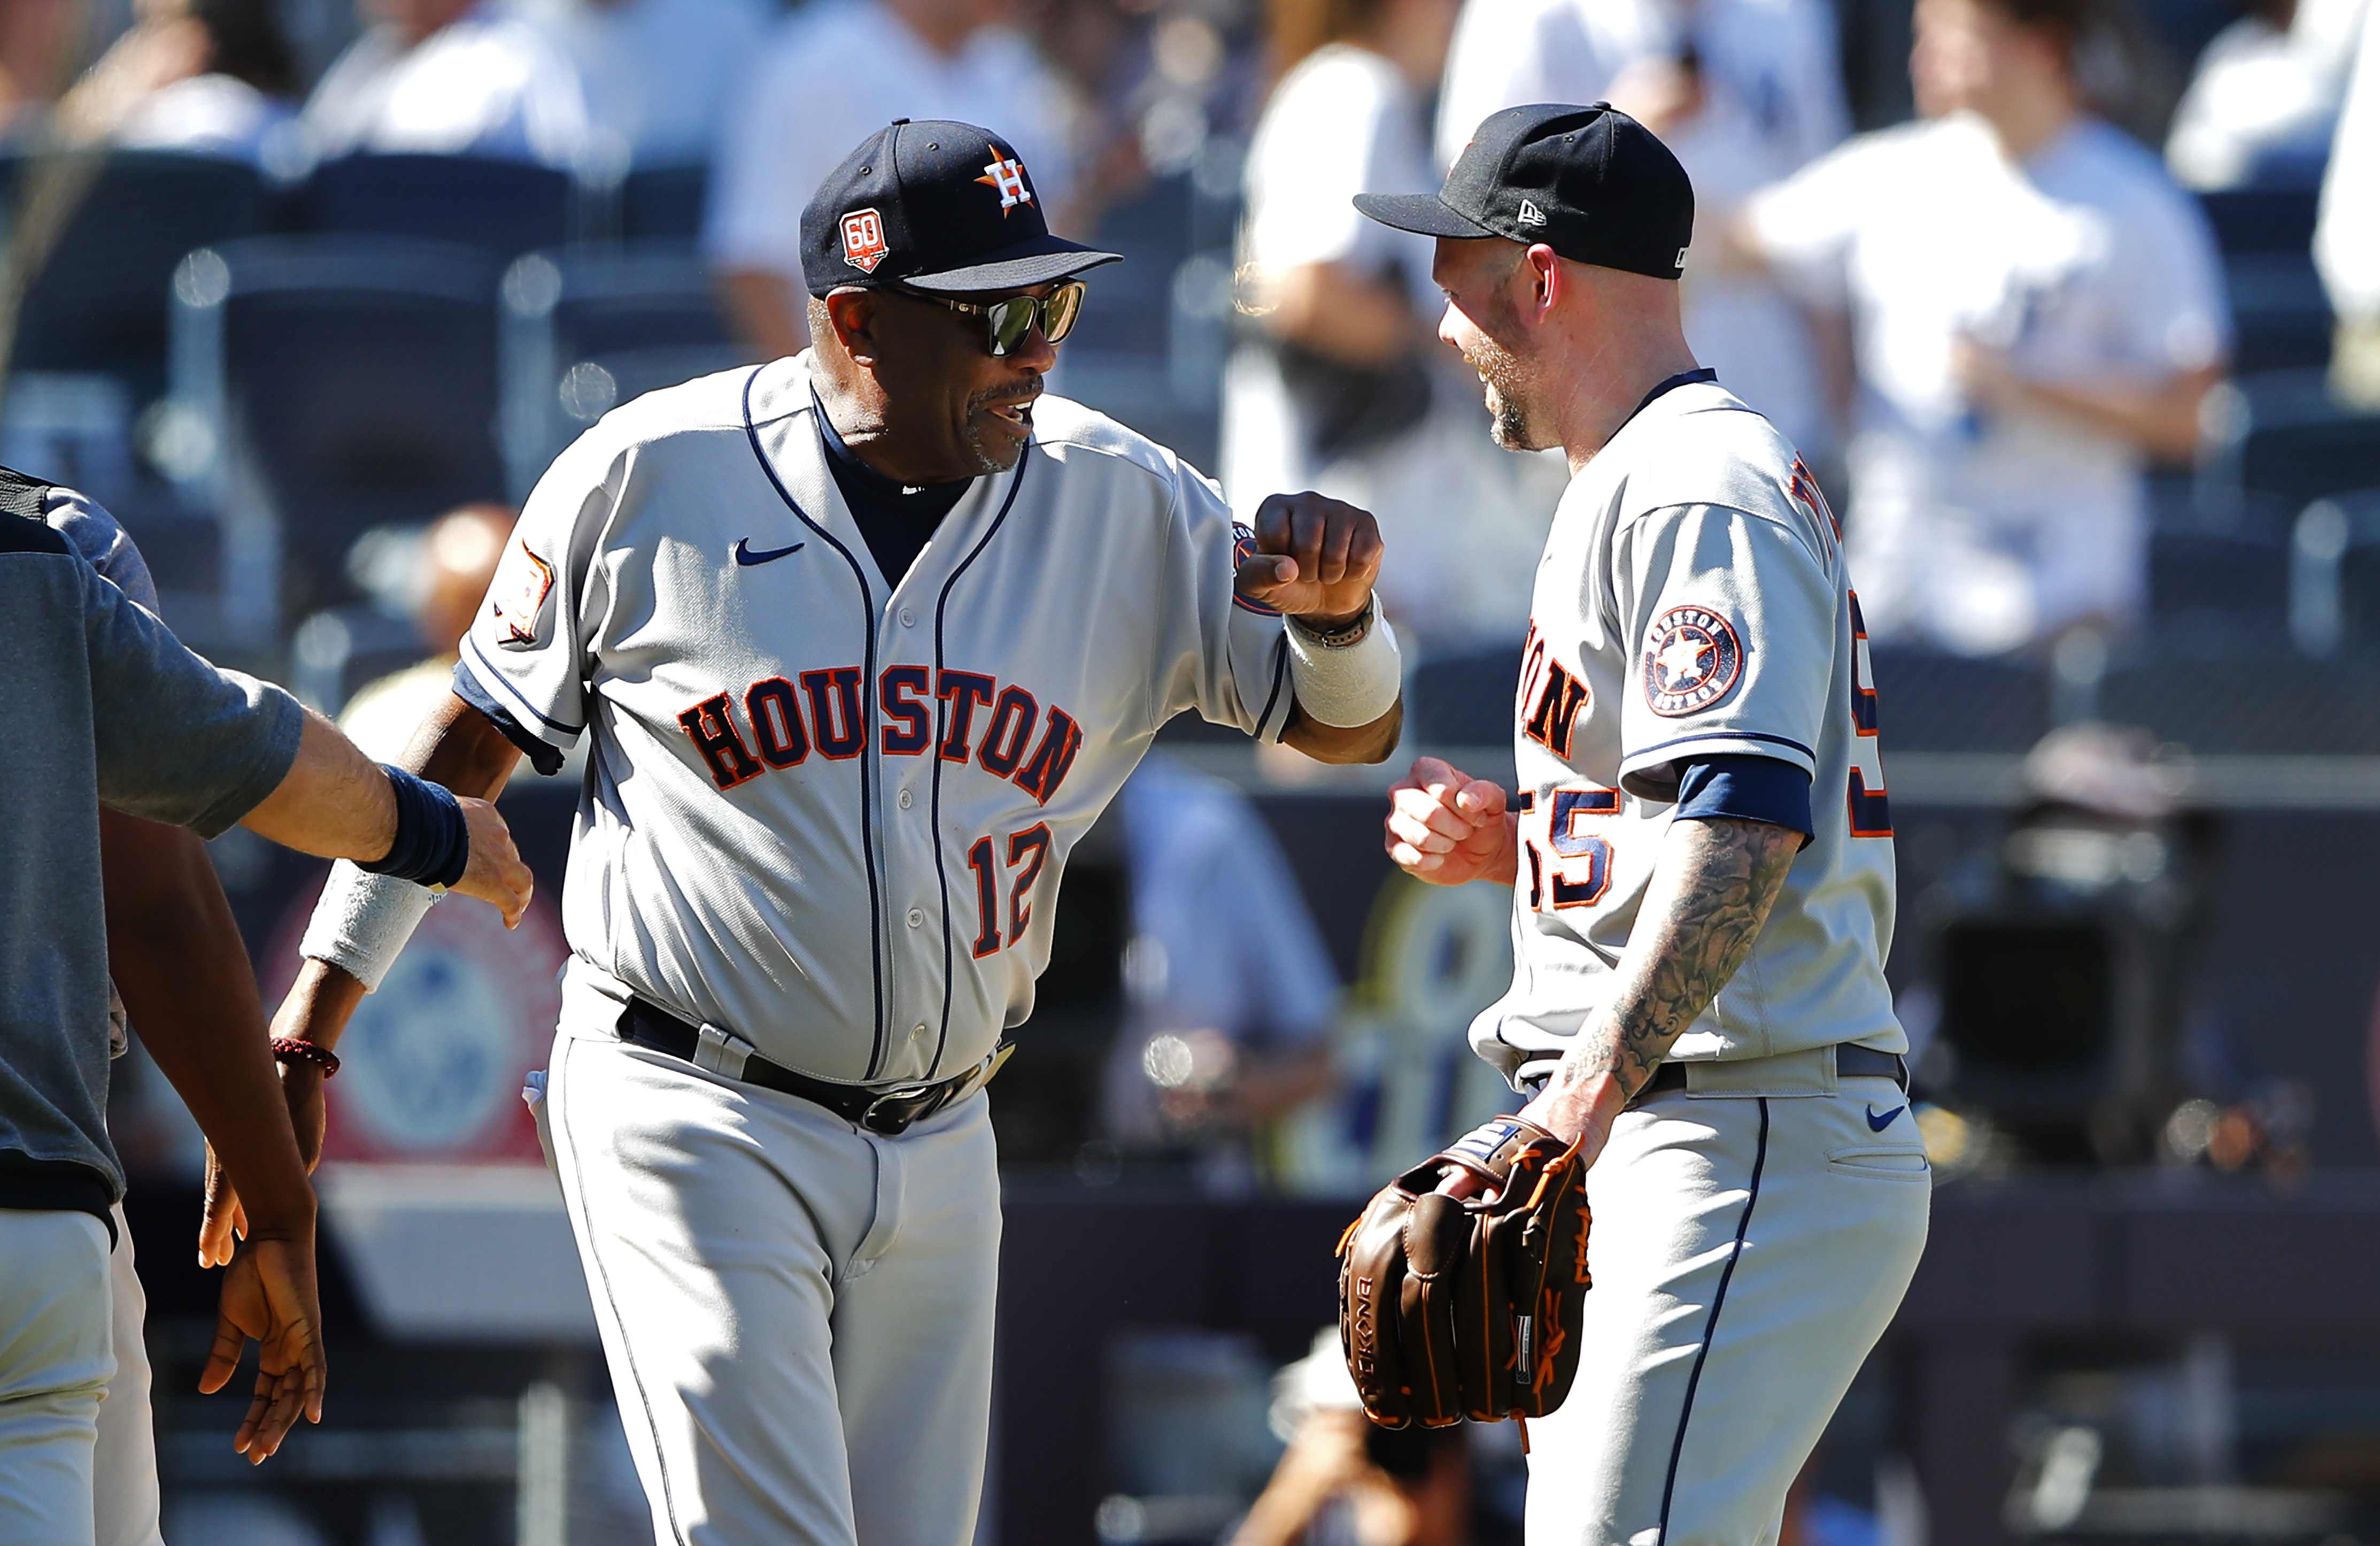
[1384,756,1517,887]
[1235,491,1383,626]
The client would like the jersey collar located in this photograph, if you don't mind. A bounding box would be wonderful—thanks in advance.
[1625,366,1719,430]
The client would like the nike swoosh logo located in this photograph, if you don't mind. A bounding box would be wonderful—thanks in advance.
[1866,1103,1907,1132]
[735,538,804,566]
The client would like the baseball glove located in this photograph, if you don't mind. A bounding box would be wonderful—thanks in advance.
[1335,1116,1591,1429]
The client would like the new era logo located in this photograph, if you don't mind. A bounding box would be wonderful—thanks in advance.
[1518,198,1548,227]
[841,207,888,273]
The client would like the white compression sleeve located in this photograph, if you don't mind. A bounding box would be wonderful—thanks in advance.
[298,860,442,992]
[1284,603,1402,727]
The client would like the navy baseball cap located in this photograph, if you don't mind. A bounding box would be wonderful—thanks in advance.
[1355,103,1695,280]
[800,119,1121,297]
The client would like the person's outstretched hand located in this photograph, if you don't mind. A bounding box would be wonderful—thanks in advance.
[200,1234,326,1463]
[451,795,534,926]
[1385,756,1517,886]
[198,1056,327,1269]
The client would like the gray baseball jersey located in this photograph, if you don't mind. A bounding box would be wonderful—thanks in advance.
[459,355,1296,1086]
[1471,376,1903,1084]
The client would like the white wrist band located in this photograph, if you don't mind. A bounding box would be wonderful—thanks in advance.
[1285,599,1402,728]
[299,860,442,992]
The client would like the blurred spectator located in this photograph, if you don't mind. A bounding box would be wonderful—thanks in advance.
[2317,0,2380,403]
[505,0,770,169]
[706,0,1083,359]
[1431,0,1851,456]
[2165,0,2368,189]
[55,0,299,165]
[0,0,76,135]
[339,502,514,758]
[1231,1329,1470,1546]
[302,0,594,171]
[1100,753,1339,1194]
[1734,0,2229,656]
[1225,0,1556,642]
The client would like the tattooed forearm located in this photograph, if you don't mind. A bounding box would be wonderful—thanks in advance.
[1550,816,1801,1101]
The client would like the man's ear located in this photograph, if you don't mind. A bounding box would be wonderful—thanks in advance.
[822,288,883,362]
[1521,243,1563,323]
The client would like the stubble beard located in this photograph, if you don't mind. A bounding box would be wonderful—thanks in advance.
[1466,330,1546,453]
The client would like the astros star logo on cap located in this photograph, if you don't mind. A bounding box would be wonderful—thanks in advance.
[976,144,1033,214]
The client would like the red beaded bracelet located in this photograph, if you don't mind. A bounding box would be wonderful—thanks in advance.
[270,1037,340,1078]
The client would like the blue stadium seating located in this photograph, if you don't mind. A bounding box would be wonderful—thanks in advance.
[620,163,710,242]
[2197,369,2380,522]
[169,235,507,642]
[303,153,575,259]
[498,243,749,495]
[0,150,275,397]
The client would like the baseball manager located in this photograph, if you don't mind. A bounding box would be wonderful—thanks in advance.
[247,119,1402,1544]
[1370,105,1929,1544]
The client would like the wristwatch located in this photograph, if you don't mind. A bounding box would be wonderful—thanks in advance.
[1287,598,1374,649]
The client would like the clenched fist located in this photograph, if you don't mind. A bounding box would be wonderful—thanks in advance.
[1385,756,1517,886]
[1234,491,1383,627]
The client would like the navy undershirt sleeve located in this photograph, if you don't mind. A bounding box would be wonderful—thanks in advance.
[452,660,564,776]
[1672,753,1813,837]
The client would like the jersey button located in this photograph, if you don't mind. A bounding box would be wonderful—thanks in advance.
[897,788,914,810]
[898,607,916,627]
[906,907,925,928]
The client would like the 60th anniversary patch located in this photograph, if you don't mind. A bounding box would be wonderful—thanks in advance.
[1642,604,1743,716]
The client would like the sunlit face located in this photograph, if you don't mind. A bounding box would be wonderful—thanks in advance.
[1911,0,2060,119]
[856,282,1063,479]
[1432,238,1553,453]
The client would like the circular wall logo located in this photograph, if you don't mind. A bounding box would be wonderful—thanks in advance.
[1642,605,1743,717]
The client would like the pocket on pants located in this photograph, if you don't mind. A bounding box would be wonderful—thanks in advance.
[1827,1144,1931,1181]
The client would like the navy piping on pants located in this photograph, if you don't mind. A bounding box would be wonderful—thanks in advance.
[1655,1096,1771,1542]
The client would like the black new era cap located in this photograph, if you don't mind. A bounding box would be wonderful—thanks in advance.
[1355,103,1694,280]
[801,119,1122,297]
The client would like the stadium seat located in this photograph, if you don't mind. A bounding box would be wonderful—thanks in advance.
[169,235,507,643]
[2149,527,2291,647]
[2193,190,2332,373]
[0,150,275,396]
[621,163,710,241]
[1407,642,1524,747]
[2098,652,2380,753]
[498,244,750,495]
[2290,488,2380,656]
[2195,188,2321,257]
[302,154,574,260]
[1866,647,2051,752]
[2197,369,2380,521]
[2223,253,2333,374]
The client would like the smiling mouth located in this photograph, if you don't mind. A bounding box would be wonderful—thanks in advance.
[984,398,1035,429]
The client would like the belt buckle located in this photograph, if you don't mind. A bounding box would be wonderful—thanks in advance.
[861,1090,931,1136]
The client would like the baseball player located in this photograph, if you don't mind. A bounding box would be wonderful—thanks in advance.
[240,118,1403,1544]
[1363,105,1929,1543]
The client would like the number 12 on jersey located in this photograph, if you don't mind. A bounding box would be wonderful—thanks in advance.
[965,824,1052,958]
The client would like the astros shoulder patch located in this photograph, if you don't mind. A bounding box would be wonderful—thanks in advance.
[1642,604,1743,717]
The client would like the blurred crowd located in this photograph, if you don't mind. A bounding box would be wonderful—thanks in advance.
[1,0,2373,658]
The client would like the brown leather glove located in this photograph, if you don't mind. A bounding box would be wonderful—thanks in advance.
[1335,1116,1591,1429]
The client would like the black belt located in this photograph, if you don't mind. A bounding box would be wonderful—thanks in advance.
[616,999,1008,1136]
[1628,1044,1908,1107]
